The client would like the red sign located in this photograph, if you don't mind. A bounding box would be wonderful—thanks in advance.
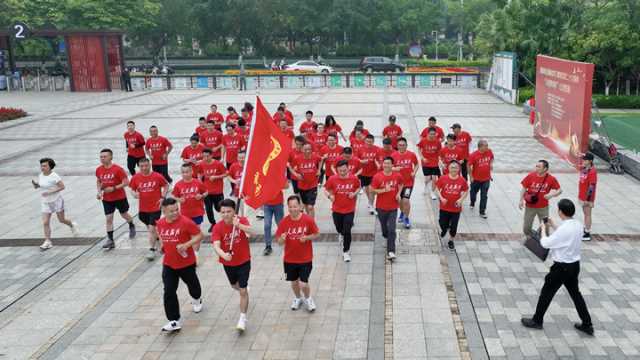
[533,55,594,166]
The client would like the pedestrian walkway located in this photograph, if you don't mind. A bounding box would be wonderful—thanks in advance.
[1,87,640,359]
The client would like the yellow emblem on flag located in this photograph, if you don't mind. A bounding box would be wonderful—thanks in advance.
[251,136,282,198]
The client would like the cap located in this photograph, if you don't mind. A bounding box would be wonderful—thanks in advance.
[582,153,594,161]
[451,123,461,129]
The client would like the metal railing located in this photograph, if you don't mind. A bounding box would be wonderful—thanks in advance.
[1,73,69,92]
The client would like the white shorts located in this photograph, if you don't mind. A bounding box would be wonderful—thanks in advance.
[42,198,65,214]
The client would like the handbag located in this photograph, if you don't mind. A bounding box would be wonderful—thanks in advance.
[524,227,549,261]
[524,173,548,205]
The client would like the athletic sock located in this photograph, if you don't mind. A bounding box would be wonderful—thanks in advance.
[107,231,114,241]
[128,221,134,228]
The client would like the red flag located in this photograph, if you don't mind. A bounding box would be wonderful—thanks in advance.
[240,97,292,209]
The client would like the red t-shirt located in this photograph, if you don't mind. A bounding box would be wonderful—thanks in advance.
[309,132,329,151]
[157,215,200,269]
[275,214,319,264]
[454,131,473,160]
[371,171,404,210]
[273,112,294,128]
[292,155,322,190]
[420,126,445,141]
[225,113,239,125]
[228,162,243,197]
[320,145,343,178]
[350,138,366,155]
[417,138,442,168]
[129,171,167,212]
[436,175,469,213]
[288,149,303,179]
[383,124,403,148]
[206,112,225,131]
[200,130,223,158]
[468,150,494,182]
[349,129,370,143]
[578,167,597,202]
[195,126,207,139]
[377,148,395,169]
[440,147,463,175]
[172,179,206,217]
[520,172,561,208]
[223,133,245,164]
[265,190,284,206]
[325,124,342,137]
[124,131,146,158]
[325,174,361,214]
[237,127,250,145]
[282,128,295,141]
[197,159,227,195]
[181,144,205,165]
[145,136,172,165]
[336,156,362,176]
[358,144,381,177]
[391,150,419,187]
[299,120,317,135]
[211,217,251,266]
[96,164,128,202]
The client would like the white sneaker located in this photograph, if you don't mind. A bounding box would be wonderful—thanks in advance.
[236,314,247,331]
[161,319,182,332]
[40,239,52,250]
[343,252,352,262]
[290,297,303,310]
[387,252,396,261]
[256,208,264,219]
[70,222,79,236]
[305,297,316,312]
[192,297,203,313]
[430,193,437,201]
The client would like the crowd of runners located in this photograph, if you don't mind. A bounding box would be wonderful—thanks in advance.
[32,100,598,334]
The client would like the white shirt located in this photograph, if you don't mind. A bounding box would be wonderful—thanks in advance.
[38,171,63,203]
[540,218,583,263]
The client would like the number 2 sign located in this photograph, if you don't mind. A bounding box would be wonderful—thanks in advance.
[11,22,31,40]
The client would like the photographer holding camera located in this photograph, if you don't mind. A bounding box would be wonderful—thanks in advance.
[519,160,562,237]
[521,199,594,336]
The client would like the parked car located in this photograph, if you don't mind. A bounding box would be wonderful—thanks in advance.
[359,57,406,72]
[284,60,333,74]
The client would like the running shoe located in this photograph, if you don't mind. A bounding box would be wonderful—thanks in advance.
[448,241,455,250]
[398,213,405,223]
[256,208,264,219]
[480,212,488,219]
[191,297,203,313]
[128,223,136,239]
[102,239,115,249]
[403,217,411,229]
[40,239,52,250]
[236,315,247,332]
[430,193,438,201]
[70,222,79,237]
[305,297,317,312]
[343,252,351,262]
[161,320,182,332]
[263,246,273,256]
[582,231,591,241]
[146,248,156,261]
[290,297,303,310]
[387,252,396,260]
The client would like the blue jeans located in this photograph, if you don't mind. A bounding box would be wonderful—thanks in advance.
[263,204,284,247]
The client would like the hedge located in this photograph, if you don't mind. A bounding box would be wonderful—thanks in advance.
[405,59,491,67]
[516,88,640,109]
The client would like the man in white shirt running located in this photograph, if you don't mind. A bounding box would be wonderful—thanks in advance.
[521,199,593,336]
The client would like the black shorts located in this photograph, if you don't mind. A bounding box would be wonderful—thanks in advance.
[400,186,413,199]
[284,262,313,282]
[422,166,441,177]
[102,198,130,215]
[223,261,251,288]
[359,175,373,187]
[299,188,318,206]
[139,211,161,226]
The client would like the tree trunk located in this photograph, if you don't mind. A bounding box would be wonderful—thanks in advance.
[605,81,611,96]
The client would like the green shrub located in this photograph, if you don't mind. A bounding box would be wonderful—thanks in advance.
[593,95,640,109]
[405,59,491,67]
[517,87,535,104]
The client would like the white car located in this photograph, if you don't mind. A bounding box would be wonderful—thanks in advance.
[285,60,333,74]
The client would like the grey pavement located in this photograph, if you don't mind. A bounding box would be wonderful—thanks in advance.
[0,87,639,359]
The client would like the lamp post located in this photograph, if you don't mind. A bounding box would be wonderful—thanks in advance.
[431,31,439,60]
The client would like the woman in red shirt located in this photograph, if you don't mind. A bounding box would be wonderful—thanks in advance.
[578,153,597,240]
[436,161,469,250]
[324,115,347,143]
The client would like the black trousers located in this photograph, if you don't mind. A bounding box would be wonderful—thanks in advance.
[469,180,490,213]
[439,210,461,238]
[127,155,144,176]
[204,194,224,225]
[332,212,354,252]
[162,264,202,321]
[152,164,173,184]
[376,209,397,252]
[124,78,133,91]
[533,261,592,326]
[461,159,469,180]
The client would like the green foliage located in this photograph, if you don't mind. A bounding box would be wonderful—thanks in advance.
[517,87,535,104]
[594,95,640,109]
[405,59,491,67]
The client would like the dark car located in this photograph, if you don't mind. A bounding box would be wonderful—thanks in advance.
[359,57,406,72]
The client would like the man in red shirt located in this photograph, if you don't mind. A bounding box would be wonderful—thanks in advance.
[309,123,329,152]
[206,104,225,131]
[237,119,250,145]
[324,160,361,262]
[172,164,208,227]
[145,125,173,183]
[273,105,294,129]
[289,143,322,218]
[350,128,366,154]
[377,138,394,168]
[417,127,442,200]
[181,135,205,175]
[578,153,597,241]
[279,102,294,125]
[124,121,146,175]
[156,198,204,332]
[130,158,169,260]
[333,147,362,178]
[288,136,306,194]
[226,107,239,125]
[372,157,404,260]
[436,161,469,250]
[195,117,207,139]
[240,107,252,128]
[451,123,472,180]
[440,134,463,176]
[197,148,227,232]
[392,138,419,229]
[299,110,317,136]
[276,195,320,312]
[468,140,494,218]
[279,118,295,145]
[420,116,445,142]
[96,149,136,249]
[519,160,563,237]
[349,120,370,143]
[212,199,255,332]
[201,120,224,160]
[228,151,245,199]
[223,123,246,169]
[320,134,343,182]
[383,115,403,149]
[358,134,381,214]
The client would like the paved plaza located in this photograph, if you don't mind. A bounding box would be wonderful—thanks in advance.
[1,87,640,359]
